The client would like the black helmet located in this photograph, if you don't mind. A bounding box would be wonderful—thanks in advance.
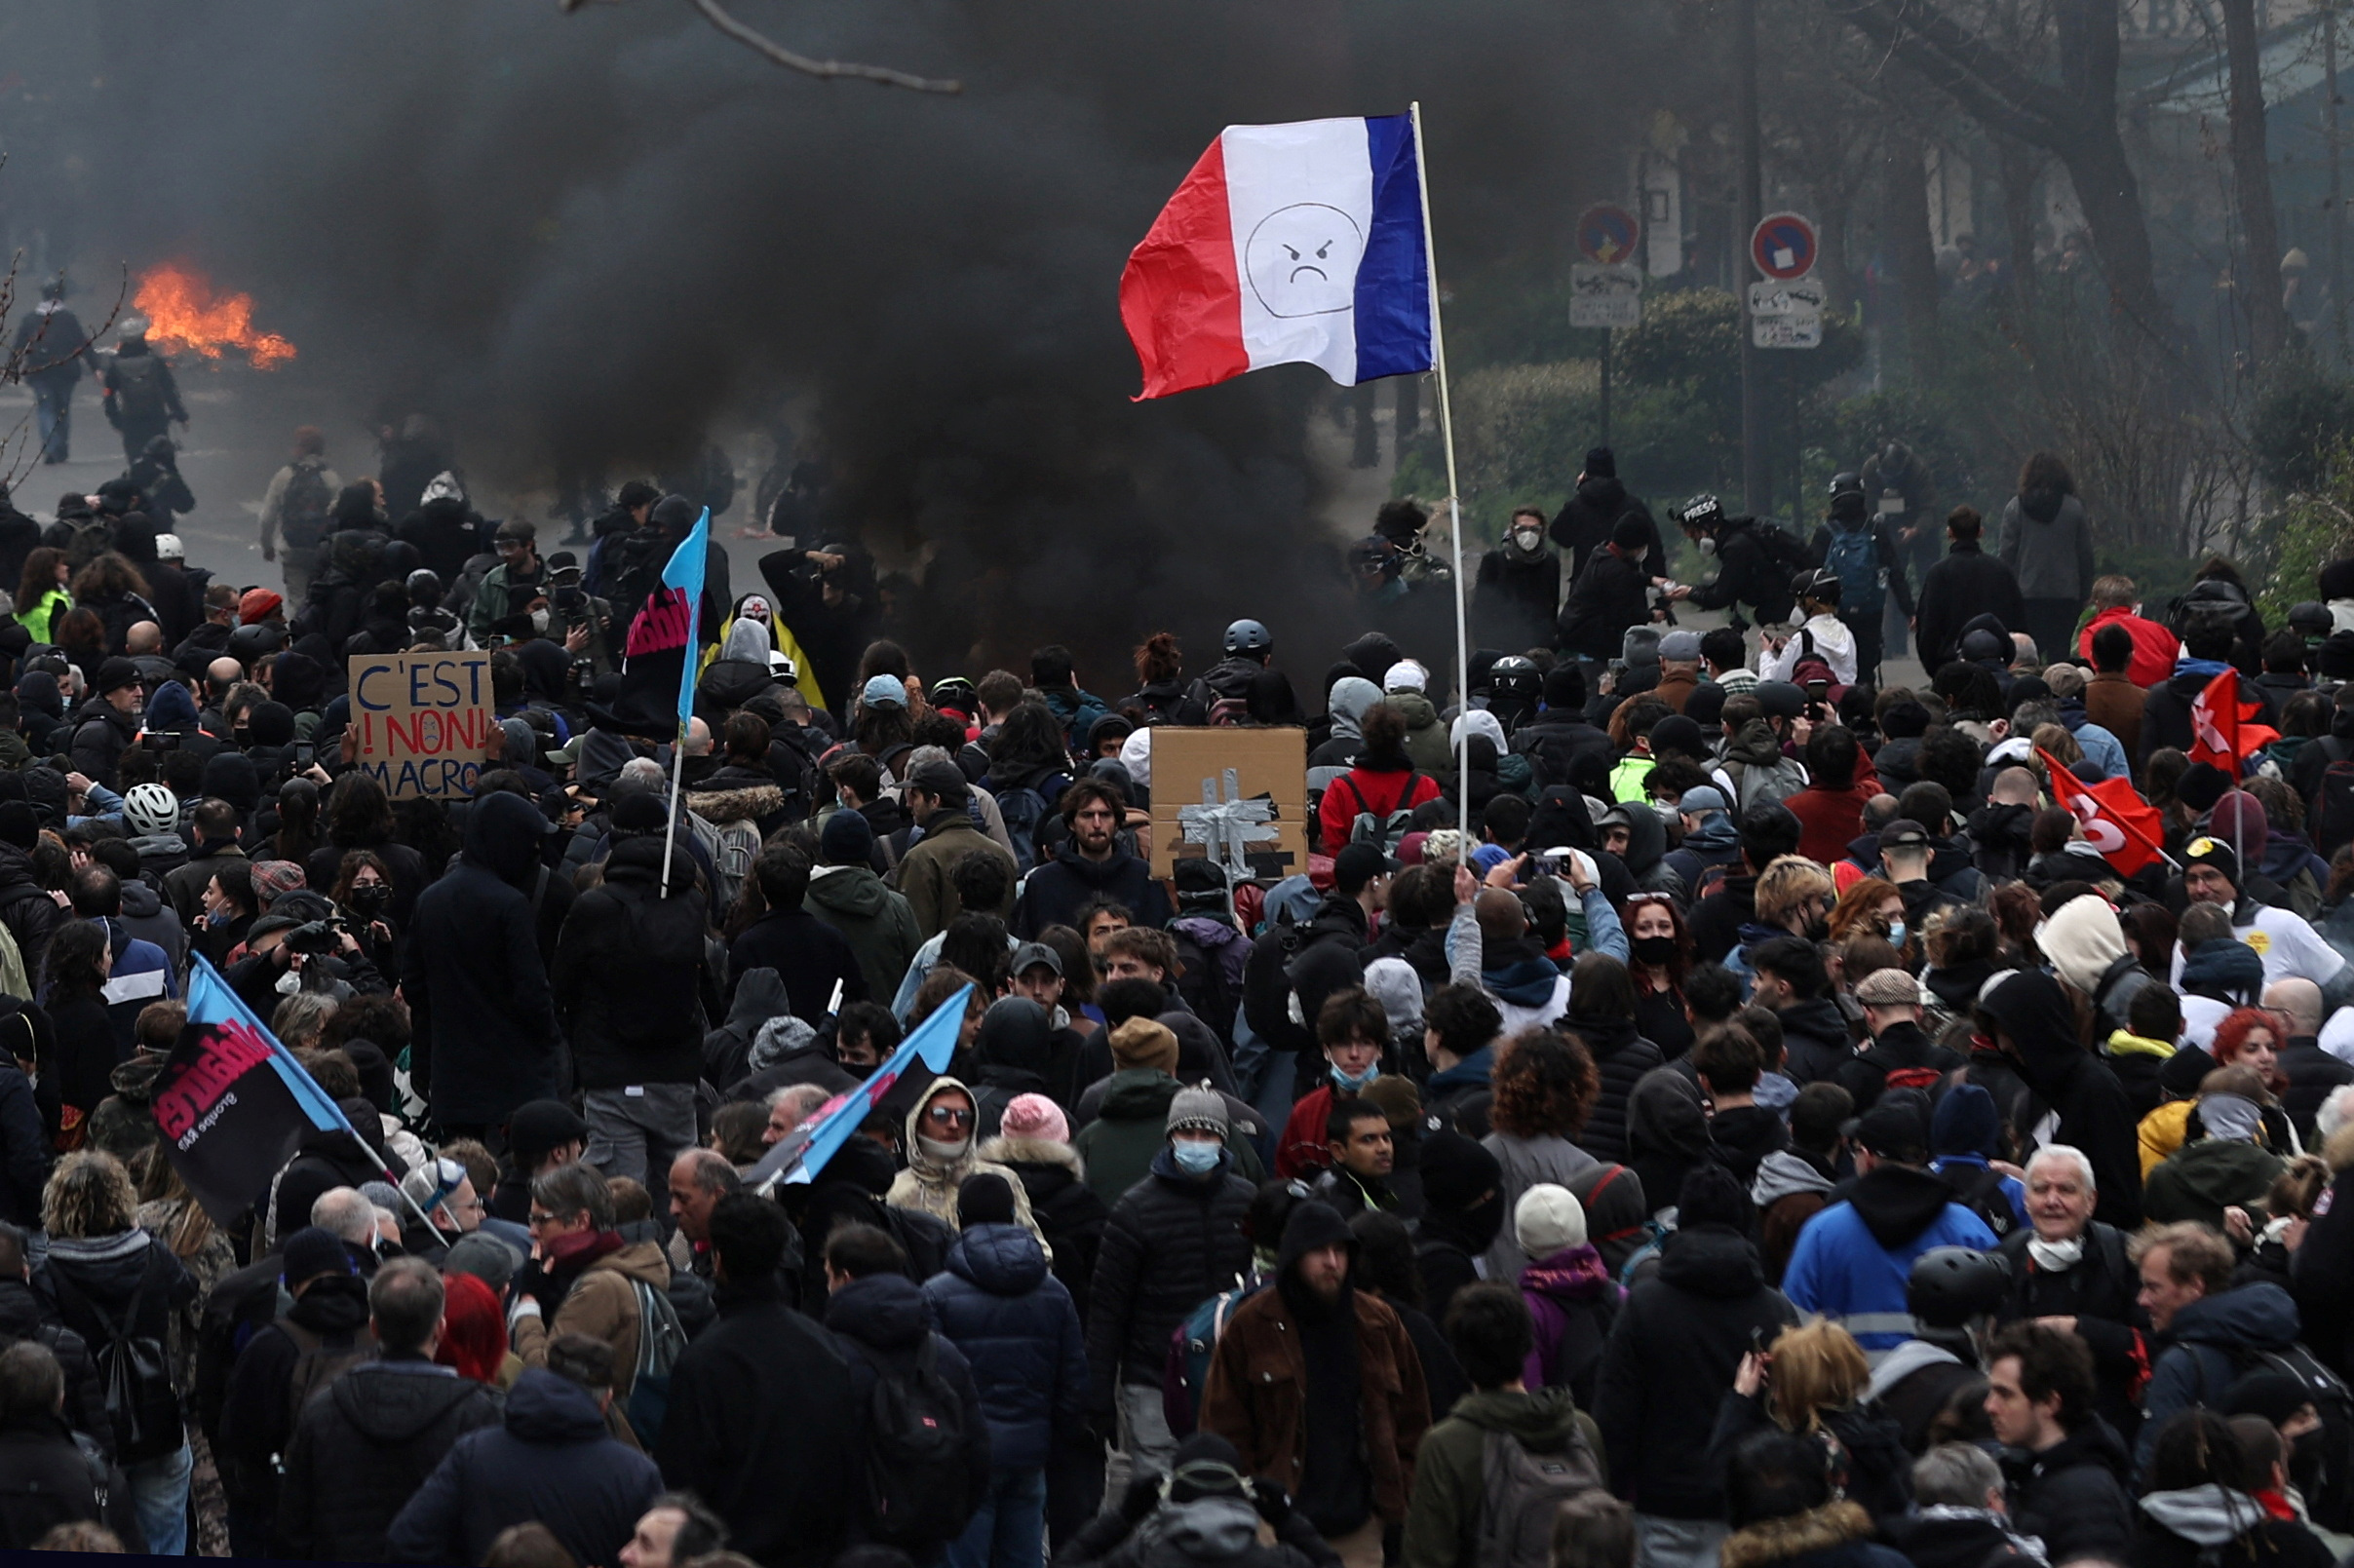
[1224,619,1272,656]
[228,622,285,665]
[1678,493,1723,531]
[1907,1245,2010,1329]
[1490,656,1541,703]
[1828,472,1866,501]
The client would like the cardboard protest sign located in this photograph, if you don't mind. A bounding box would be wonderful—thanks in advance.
[348,652,497,799]
[1147,727,1307,881]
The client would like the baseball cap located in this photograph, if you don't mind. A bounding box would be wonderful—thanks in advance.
[1678,785,1729,816]
[1333,841,1401,894]
[1850,1099,1928,1162]
[153,533,185,562]
[907,758,968,801]
[1382,660,1427,693]
[861,673,908,710]
[494,517,536,543]
[1658,630,1703,663]
[1878,819,1932,852]
[1010,941,1062,978]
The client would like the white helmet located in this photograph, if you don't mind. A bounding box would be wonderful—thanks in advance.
[124,784,178,837]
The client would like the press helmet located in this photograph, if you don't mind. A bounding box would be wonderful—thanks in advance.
[1906,1245,2011,1330]
[1223,619,1272,657]
[1678,493,1724,531]
[124,784,180,837]
[1828,472,1867,503]
[1489,656,1542,704]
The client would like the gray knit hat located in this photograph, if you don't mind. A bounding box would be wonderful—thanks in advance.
[1165,1085,1229,1138]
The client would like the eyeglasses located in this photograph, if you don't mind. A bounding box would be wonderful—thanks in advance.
[924,1106,975,1128]
[526,1208,571,1229]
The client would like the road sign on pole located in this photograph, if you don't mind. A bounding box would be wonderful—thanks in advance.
[1569,263,1642,328]
[1576,204,1643,266]
[1748,277,1824,348]
[1749,211,1819,281]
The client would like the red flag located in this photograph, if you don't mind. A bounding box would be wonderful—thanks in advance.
[2187,669,2280,778]
[2037,747,2167,876]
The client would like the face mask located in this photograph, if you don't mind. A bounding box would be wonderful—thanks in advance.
[1331,1062,1379,1094]
[274,968,303,997]
[530,607,551,634]
[347,883,390,917]
[1803,916,1831,942]
[1631,935,1678,968]
[1696,536,1717,556]
[1171,1140,1222,1176]
[1511,528,1542,554]
[915,1134,970,1165]
[1885,920,1907,948]
[2026,1235,2084,1272]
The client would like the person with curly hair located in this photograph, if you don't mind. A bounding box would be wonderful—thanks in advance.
[1479,1028,1601,1281]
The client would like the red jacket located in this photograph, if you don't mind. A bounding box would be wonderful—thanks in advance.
[1316,765,1443,856]
[2078,606,2177,688]
[1276,1084,1335,1179]
[1786,784,1876,866]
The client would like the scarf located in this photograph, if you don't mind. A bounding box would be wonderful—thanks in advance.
[2026,1235,2085,1273]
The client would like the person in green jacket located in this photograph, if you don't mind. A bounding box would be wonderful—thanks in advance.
[1400,1281,1608,1568]
[1073,1019,1260,1207]
[11,547,70,646]
[2142,1066,2288,1234]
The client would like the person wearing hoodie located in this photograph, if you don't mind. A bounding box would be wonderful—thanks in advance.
[1079,1020,1234,1205]
[272,1257,502,1561]
[805,807,922,1004]
[2041,892,2161,1044]
[1401,1281,1599,1568]
[1316,702,1443,855]
[1510,1185,1619,1408]
[2130,1408,2335,1568]
[1086,1092,1255,1494]
[982,1093,1108,1321]
[2142,1066,2289,1232]
[1474,508,1563,653]
[1753,1084,1851,1287]
[403,789,560,1142]
[1996,454,2098,669]
[1979,1322,2136,1564]
[1560,516,1661,666]
[1413,1130,1505,1329]
[1834,969,1964,1115]
[2134,1221,2308,1475]
[1663,784,1743,897]
[388,1336,664,1568]
[1014,779,1172,939]
[1307,676,1384,800]
[963,997,1074,1137]
[888,1078,1046,1243]
[1060,1429,1340,1568]
[1595,1165,1797,1568]
[1198,1201,1430,1568]
[1980,970,2144,1230]
[1781,1098,1997,1360]
[1551,450,1665,582]
[1561,955,1662,1166]
[922,1172,1088,1568]
[1376,663,1457,793]
[1926,1085,2026,1238]
[506,1164,672,1412]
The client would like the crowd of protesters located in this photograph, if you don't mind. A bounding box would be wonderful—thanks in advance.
[0,432,2339,1568]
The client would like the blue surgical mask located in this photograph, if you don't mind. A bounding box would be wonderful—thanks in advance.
[1332,1062,1380,1094]
[1171,1140,1222,1176]
[1886,920,1907,948]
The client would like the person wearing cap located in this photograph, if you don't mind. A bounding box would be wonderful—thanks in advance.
[63,656,141,791]
[1660,784,1740,898]
[1781,1098,1998,1360]
[1650,629,1705,713]
[1087,1084,1255,1495]
[890,756,1017,941]
[1874,817,1965,933]
[1373,661,1454,790]
[464,516,547,646]
[2142,1064,2290,1234]
[1558,513,1662,670]
[920,1171,1087,1568]
[1474,506,1563,653]
[1759,568,1859,687]
[1835,969,1964,1115]
[2171,833,2350,995]
[802,807,922,1004]
[216,1219,371,1548]
[1198,1201,1430,1568]
[1012,778,1169,940]
[403,791,561,1144]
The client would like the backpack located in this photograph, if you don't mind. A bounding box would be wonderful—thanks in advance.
[862,1334,974,1550]
[1207,695,1251,727]
[1476,1424,1606,1568]
[280,460,334,552]
[2313,737,2354,859]
[1822,519,1884,617]
[45,1260,181,1465]
[995,786,1051,874]
[878,1204,955,1282]
[2219,1342,2354,1530]
[1162,1277,1266,1437]
[1939,1164,2018,1241]
[278,1316,376,1432]
[1338,771,1420,855]
[625,1277,688,1445]
[1746,518,1816,575]
[1168,923,1241,1049]
[687,809,760,909]
[108,355,168,425]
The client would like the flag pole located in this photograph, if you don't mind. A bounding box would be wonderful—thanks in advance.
[1409,100,1472,842]
[661,719,688,899]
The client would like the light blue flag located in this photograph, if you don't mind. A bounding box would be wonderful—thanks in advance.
[660,507,711,733]
[761,983,973,1188]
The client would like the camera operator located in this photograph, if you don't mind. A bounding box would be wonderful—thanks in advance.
[327,850,404,980]
[222,890,391,1018]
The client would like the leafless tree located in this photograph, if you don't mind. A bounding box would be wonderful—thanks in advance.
[561,0,962,94]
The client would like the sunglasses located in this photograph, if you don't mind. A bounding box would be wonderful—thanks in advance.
[925,1106,975,1128]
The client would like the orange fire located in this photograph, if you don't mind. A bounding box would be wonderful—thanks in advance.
[131,263,297,370]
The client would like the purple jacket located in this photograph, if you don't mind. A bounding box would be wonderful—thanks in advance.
[1521,1243,1620,1407]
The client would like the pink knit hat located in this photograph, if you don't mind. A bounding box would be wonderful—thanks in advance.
[998,1093,1069,1144]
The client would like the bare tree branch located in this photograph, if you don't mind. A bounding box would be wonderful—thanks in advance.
[684,0,960,94]
[1827,0,2063,142]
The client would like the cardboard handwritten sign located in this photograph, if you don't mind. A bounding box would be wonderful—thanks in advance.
[347,653,497,799]
[1147,727,1307,880]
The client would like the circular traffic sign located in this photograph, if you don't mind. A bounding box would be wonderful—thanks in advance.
[1576,204,1642,266]
[1751,211,1818,280]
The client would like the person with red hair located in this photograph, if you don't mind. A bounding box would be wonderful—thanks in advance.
[2140,1008,2300,1176]
[435,1271,517,1388]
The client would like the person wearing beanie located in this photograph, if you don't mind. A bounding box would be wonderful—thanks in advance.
[1922,1083,2027,1236]
[66,655,144,789]
[1059,1429,1336,1568]
[1085,1071,1254,1502]
[802,809,923,1012]
[1594,1165,1796,1557]
[921,1171,1088,1568]
[216,1222,371,1547]
[1410,1130,1507,1331]
[1781,1098,1997,1360]
[2172,825,2348,993]
[1074,1017,1192,1207]
[1199,1202,1430,1566]
[887,1077,1044,1242]
[1511,1185,1619,1408]
[982,1091,1109,1321]
[1504,663,1612,797]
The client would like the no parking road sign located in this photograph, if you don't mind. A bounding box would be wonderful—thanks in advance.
[1576,204,1642,266]
[1750,211,1818,281]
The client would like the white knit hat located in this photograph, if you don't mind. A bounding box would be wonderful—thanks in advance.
[1515,1183,1587,1256]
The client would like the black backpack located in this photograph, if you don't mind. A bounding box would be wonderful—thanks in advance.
[1168,922,1241,1047]
[1746,517,1817,575]
[46,1262,181,1465]
[2218,1342,2354,1530]
[109,356,168,425]
[280,460,334,551]
[862,1335,974,1549]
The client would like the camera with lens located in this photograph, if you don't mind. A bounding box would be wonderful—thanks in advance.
[553,586,586,614]
[283,920,344,957]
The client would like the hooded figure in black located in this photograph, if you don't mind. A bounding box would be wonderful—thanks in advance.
[964,997,1069,1135]
[1625,1067,1722,1221]
[1550,449,1665,585]
[402,790,560,1135]
[1409,1130,1503,1329]
[1977,971,2142,1229]
[1474,513,1562,653]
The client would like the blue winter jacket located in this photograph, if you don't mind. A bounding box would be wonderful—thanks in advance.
[921,1223,1088,1471]
[1781,1166,1997,1358]
[2136,1282,2301,1475]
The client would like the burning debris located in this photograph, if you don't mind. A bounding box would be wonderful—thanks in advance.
[131,264,296,370]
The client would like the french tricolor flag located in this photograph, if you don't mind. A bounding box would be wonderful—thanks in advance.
[1120,115,1435,400]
